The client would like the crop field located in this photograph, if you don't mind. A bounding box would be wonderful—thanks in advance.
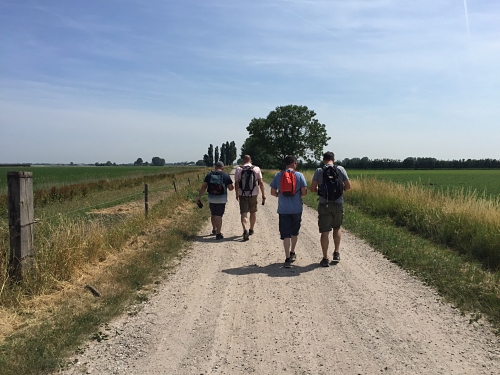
[0,165,197,193]
[346,169,500,198]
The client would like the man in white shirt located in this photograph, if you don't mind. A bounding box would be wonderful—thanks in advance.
[234,155,266,241]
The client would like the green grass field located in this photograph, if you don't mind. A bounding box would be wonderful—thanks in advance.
[0,166,199,193]
[346,169,500,198]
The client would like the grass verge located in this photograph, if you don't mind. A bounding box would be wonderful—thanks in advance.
[264,170,500,333]
[0,187,210,375]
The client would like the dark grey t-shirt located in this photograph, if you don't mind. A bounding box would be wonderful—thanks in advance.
[204,171,233,204]
[312,165,349,204]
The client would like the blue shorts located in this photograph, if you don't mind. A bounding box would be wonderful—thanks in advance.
[278,213,302,240]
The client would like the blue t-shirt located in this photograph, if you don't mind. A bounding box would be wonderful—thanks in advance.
[270,170,307,214]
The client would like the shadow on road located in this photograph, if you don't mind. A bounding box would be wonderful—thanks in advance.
[193,234,243,243]
[222,262,320,278]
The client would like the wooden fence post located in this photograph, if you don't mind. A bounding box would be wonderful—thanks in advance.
[173,180,177,193]
[144,183,149,217]
[8,171,35,279]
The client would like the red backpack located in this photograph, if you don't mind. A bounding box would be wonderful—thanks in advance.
[280,170,296,196]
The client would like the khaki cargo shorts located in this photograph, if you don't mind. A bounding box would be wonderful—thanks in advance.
[239,195,258,214]
[318,203,344,232]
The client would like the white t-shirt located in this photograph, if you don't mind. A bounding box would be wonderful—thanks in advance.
[235,164,262,196]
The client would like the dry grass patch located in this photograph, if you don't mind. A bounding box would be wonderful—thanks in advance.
[0,212,174,342]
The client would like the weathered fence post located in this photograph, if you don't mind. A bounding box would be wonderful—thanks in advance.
[144,183,149,217]
[187,177,191,186]
[8,171,35,279]
[173,180,177,193]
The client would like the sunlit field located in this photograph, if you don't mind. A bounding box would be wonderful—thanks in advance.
[293,168,500,270]
[346,169,500,199]
[0,165,196,193]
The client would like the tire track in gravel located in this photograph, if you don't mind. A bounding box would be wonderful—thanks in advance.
[59,170,500,375]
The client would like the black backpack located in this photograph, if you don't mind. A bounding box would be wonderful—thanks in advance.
[239,166,257,196]
[207,171,225,195]
[319,165,344,201]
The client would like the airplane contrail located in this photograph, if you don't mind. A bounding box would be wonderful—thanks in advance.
[463,0,471,37]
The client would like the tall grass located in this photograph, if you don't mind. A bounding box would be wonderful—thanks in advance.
[0,169,207,309]
[295,170,500,271]
[348,177,500,271]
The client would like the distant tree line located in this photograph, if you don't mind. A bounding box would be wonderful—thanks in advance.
[0,163,31,167]
[165,161,195,166]
[93,158,196,167]
[338,157,500,169]
[133,157,165,166]
[199,141,237,167]
[95,161,117,166]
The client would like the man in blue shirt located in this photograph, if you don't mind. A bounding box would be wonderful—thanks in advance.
[270,155,308,268]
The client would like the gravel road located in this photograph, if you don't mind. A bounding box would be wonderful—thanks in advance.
[60,171,499,375]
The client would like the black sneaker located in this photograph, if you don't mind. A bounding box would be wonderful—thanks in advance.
[319,258,329,267]
[216,233,224,240]
[243,230,249,241]
[290,252,296,262]
[249,229,254,235]
[332,252,340,263]
[284,258,291,268]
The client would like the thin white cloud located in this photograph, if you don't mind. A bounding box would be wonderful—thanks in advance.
[463,0,471,37]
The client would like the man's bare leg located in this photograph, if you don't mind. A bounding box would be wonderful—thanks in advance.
[320,232,330,259]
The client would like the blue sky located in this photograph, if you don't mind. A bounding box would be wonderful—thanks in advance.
[1,0,499,164]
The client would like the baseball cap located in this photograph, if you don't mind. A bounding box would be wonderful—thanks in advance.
[216,161,224,167]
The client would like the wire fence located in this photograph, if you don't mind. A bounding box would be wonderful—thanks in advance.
[0,171,206,271]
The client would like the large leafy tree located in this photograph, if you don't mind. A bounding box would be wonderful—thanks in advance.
[245,105,330,167]
[240,134,274,168]
[214,146,219,164]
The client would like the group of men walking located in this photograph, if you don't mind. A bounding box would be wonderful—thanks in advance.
[196,152,350,268]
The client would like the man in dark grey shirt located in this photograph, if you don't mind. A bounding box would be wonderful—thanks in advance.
[310,151,350,267]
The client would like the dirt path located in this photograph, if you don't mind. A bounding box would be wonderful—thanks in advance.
[61,170,499,375]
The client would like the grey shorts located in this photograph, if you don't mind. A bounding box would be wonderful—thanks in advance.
[318,203,344,232]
